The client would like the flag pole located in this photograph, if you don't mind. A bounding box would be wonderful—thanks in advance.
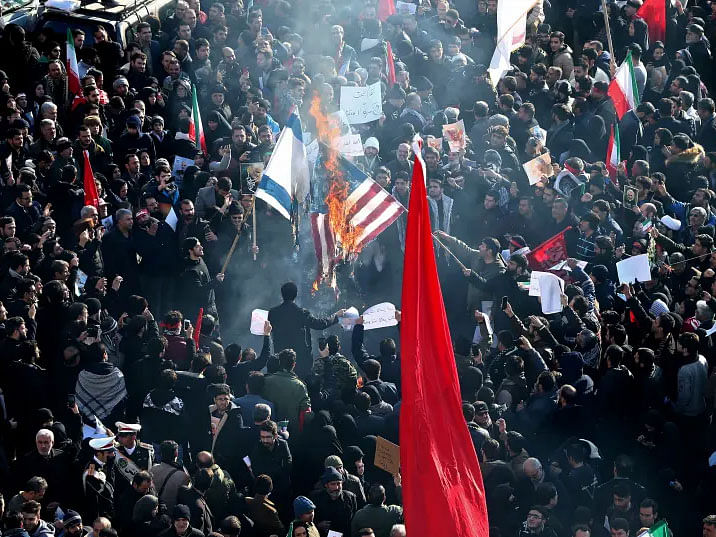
[431,232,468,271]
[252,196,257,261]
[601,0,617,72]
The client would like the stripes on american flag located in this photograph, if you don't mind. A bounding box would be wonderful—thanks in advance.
[345,178,406,251]
[310,176,405,287]
[311,212,336,284]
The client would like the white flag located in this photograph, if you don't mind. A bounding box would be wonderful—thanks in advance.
[488,0,538,87]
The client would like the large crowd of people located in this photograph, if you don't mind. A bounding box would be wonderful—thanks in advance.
[1,0,716,536]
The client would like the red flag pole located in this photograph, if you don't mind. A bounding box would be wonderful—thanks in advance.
[400,154,489,537]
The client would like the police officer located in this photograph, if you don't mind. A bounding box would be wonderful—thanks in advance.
[82,436,116,522]
[114,422,154,496]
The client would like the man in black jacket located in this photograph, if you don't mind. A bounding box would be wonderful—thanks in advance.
[311,466,358,537]
[178,236,224,323]
[267,282,343,379]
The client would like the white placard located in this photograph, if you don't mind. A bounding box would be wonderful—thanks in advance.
[395,0,416,13]
[165,206,178,231]
[616,254,651,285]
[333,134,364,157]
[340,82,383,124]
[363,302,397,330]
[339,306,359,330]
[529,271,565,315]
[327,531,343,537]
[250,309,269,335]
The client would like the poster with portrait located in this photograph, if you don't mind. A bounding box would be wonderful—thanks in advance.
[623,185,638,209]
[241,162,265,193]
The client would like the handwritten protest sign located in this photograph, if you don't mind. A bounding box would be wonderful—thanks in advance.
[374,436,400,475]
[340,82,383,124]
[332,134,364,157]
[363,302,397,330]
[442,120,466,152]
[250,309,269,335]
[522,152,553,185]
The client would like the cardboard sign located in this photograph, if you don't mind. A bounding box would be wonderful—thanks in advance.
[442,120,466,152]
[363,302,397,330]
[522,152,553,185]
[374,436,400,475]
[340,82,383,124]
[250,309,269,335]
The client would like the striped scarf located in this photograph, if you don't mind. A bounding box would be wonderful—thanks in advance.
[76,366,127,420]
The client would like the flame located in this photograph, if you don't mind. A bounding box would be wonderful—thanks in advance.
[309,93,364,260]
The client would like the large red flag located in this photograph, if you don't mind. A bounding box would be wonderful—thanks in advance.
[526,227,571,271]
[399,154,489,537]
[637,0,666,43]
[82,150,100,209]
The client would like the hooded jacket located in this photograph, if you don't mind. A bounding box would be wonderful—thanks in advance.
[664,143,705,200]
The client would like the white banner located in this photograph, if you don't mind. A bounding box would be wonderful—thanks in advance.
[340,82,383,124]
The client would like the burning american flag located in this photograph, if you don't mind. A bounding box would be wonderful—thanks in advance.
[309,95,406,290]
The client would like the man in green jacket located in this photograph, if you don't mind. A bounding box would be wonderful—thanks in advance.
[351,484,403,537]
[263,349,311,432]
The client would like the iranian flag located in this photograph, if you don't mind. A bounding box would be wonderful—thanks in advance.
[606,124,620,180]
[65,29,81,96]
[189,85,207,154]
[608,50,639,120]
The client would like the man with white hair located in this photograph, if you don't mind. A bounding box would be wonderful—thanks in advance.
[12,428,74,504]
[390,524,406,537]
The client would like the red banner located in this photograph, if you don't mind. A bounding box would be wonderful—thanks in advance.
[526,227,571,271]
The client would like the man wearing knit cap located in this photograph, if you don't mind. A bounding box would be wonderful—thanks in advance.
[60,510,90,537]
[311,466,357,537]
[82,436,116,522]
[356,137,382,176]
[293,496,320,537]
[163,504,203,537]
[325,455,366,507]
